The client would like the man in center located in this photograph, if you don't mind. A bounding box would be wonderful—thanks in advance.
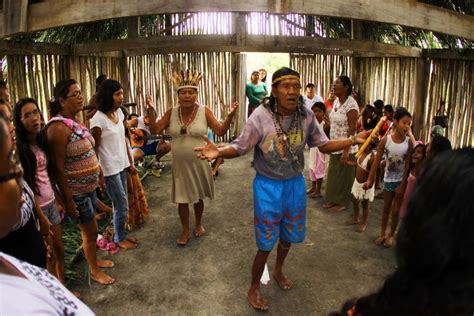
[195,67,368,311]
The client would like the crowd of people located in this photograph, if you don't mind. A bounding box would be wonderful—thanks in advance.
[0,64,472,315]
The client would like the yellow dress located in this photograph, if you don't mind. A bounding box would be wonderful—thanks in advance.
[169,105,214,204]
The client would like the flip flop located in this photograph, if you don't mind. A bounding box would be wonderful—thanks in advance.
[107,242,120,254]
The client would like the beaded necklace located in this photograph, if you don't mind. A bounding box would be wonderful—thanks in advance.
[178,104,198,135]
[271,109,302,162]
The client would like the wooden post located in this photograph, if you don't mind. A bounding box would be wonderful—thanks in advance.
[127,17,140,39]
[120,50,131,103]
[234,12,247,47]
[412,58,429,139]
[351,20,365,101]
[2,0,28,35]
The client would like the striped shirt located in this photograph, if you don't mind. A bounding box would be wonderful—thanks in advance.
[48,115,99,195]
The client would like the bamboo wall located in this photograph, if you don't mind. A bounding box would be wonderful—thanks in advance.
[289,54,352,100]
[5,52,472,147]
[424,59,473,147]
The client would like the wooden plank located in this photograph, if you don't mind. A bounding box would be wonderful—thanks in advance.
[2,0,28,35]
[127,17,140,39]
[0,40,70,55]
[71,34,423,57]
[423,49,474,60]
[0,0,467,40]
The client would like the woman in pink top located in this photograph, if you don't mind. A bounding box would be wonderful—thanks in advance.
[13,98,65,282]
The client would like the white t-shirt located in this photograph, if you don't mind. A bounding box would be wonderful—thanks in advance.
[303,95,324,110]
[0,252,94,315]
[90,109,130,177]
[329,95,359,154]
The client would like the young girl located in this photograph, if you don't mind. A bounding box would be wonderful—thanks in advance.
[399,142,426,219]
[365,107,413,247]
[307,102,330,198]
[345,139,377,232]
[13,98,65,281]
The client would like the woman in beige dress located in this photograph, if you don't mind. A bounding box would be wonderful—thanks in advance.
[149,70,238,246]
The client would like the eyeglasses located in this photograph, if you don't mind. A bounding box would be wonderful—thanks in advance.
[21,109,41,121]
[66,90,83,98]
[0,149,23,184]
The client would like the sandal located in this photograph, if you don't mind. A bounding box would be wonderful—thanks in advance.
[107,242,120,254]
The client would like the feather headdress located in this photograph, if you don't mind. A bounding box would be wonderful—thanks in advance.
[172,69,203,92]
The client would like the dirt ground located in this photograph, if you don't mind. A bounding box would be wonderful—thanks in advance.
[76,150,396,315]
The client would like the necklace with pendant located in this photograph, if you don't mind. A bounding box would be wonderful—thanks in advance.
[271,110,301,162]
[178,104,198,135]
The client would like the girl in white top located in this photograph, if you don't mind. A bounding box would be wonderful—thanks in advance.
[90,79,139,250]
[364,107,413,247]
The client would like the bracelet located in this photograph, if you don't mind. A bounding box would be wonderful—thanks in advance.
[349,135,356,146]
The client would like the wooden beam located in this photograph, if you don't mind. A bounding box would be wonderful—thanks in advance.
[2,0,28,36]
[71,35,422,57]
[0,0,467,40]
[0,40,70,55]
[423,49,474,60]
[127,17,140,39]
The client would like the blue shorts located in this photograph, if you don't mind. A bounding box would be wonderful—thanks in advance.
[68,191,97,225]
[253,173,306,251]
[40,201,62,226]
[133,141,160,156]
[384,181,401,192]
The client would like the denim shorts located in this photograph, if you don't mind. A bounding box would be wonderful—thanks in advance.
[40,201,62,226]
[68,191,97,225]
[384,181,401,192]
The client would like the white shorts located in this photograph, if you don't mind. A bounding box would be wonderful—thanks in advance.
[351,179,375,202]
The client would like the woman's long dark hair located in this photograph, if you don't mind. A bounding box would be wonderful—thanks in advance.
[97,79,123,113]
[335,148,474,316]
[13,98,56,196]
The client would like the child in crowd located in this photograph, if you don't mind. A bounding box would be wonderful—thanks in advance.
[399,141,426,219]
[365,107,413,247]
[345,138,377,232]
[307,102,329,198]
[13,98,65,282]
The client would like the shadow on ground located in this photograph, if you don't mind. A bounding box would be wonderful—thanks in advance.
[76,150,396,315]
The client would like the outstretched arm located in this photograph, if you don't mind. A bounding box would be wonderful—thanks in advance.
[194,136,239,161]
[205,102,238,136]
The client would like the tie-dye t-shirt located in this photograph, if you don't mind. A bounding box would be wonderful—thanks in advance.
[231,105,329,179]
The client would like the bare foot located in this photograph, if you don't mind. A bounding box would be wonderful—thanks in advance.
[357,223,367,232]
[345,217,359,225]
[323,202,336,209]
[308,192,322,199]
[117,240,138,250]
[306,188,315,194]
[330,205,346,213]
[97,260,114,268]
[177,231,190,247]
[383,236,394,247]
[90,269,115,285]
[72,291,81,299]
[247,287,269,311]
[126,236,140,244]
[194,225,206,237]
[374,235,385,246]
[273,272,293,290]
